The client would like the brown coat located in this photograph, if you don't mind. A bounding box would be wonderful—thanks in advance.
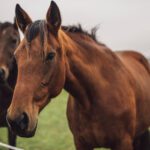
[7,2,150,150]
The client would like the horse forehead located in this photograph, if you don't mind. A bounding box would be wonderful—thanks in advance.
[2,27,14,34]
[1,28,19,40]
[14,37,41,59]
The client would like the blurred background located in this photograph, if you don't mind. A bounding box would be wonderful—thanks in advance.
[0,0,150,150]
[1,0,150,56]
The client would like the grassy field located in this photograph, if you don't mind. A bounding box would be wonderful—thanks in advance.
[0,91,108,150]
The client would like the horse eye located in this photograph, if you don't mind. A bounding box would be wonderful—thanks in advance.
[46,52,55,61]
[11,38,18,45]
[40,82,48,87]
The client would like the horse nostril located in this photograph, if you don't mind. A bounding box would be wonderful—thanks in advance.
[18,112,29,130]
[0,68,5,80]
[7,112,29,132]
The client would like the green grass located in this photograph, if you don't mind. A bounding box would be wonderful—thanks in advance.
[0,91,108,150]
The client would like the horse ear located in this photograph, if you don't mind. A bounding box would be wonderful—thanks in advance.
[0,22,2,31]
[13,17,18,30]
[46,1,61,34]
[15,4,32,33]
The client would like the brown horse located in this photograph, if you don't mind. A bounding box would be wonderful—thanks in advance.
[7,1,150,150]
[0,21,20,147]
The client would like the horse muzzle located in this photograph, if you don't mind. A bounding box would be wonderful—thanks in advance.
[6,112,37,137]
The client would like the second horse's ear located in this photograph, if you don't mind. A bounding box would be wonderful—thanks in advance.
[46,1,61,35]
[15,4,32,33]
[13,17,18,30]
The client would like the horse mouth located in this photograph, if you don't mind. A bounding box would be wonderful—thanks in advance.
[17,131,35,138]
[16,128,37,137]
[7,121,37,138]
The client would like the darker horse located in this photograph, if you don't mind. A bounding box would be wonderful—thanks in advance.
[0,21,20,147]
[7,1,150,150]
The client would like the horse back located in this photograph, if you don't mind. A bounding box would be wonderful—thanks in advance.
[116,50,150,74]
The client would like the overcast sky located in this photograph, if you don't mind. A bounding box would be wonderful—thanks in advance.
[1,0,150,57]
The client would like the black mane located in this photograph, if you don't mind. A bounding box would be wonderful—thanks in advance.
[26,21,103,45]
[62,24,99,43]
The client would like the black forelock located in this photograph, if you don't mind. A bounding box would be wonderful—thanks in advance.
[26,20,45,45]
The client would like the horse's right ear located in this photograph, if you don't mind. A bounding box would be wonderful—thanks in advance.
[46,1,61,35]
[15,4,32,33]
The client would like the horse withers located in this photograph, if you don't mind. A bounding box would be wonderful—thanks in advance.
[7,1,150,150]
[0,21,20,147]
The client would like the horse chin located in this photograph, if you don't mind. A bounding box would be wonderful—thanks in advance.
[18,129,36,138]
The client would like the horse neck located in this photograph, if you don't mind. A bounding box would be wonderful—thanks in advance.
[59,30,120,108]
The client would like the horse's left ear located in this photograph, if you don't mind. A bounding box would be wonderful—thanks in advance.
[15,4,32,33]
[46,1,61,34]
